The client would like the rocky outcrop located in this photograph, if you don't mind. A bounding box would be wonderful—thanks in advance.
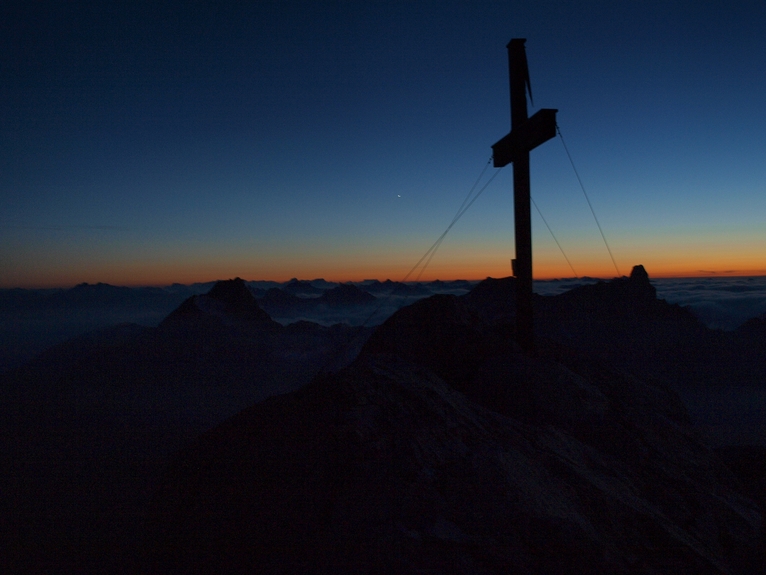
[510,266,717,387]
[462,275,517,323]
[361,294,506,393]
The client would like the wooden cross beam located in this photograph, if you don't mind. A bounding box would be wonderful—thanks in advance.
[491,39,557,353]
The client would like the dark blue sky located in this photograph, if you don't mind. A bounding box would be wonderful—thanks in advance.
[2,1,765,286]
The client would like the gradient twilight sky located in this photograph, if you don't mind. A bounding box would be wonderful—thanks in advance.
[2,1,765,287]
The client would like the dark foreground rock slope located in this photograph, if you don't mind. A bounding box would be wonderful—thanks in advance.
[0,278,373,575]
[147,271,764,574]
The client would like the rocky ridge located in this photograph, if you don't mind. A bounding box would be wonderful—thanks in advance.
[147,267,765,574]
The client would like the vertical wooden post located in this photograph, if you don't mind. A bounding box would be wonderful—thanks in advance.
[491,39,558,354]
[508,39,534,353]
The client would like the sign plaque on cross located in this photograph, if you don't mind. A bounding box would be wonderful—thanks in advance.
[491,38,557,354]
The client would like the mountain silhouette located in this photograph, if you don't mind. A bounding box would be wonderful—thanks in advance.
[10,278,372,400]
[0,279,374,574]
[147,266,765,574]
[161,277,276,328]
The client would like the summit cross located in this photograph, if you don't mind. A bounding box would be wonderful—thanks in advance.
[491,38,558,353]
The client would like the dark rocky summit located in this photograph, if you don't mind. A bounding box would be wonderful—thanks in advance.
[147,267,764,574]
[161,277,276,328]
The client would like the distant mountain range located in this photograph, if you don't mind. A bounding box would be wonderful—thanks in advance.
[0,278,476,372]
[5,275,765,373]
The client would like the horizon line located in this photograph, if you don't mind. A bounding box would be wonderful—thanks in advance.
[5,271,766,291]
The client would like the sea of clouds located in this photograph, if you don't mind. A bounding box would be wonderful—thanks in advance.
[653,276,766,330]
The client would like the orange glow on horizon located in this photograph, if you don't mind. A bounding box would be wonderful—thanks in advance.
[7,259,766,289]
